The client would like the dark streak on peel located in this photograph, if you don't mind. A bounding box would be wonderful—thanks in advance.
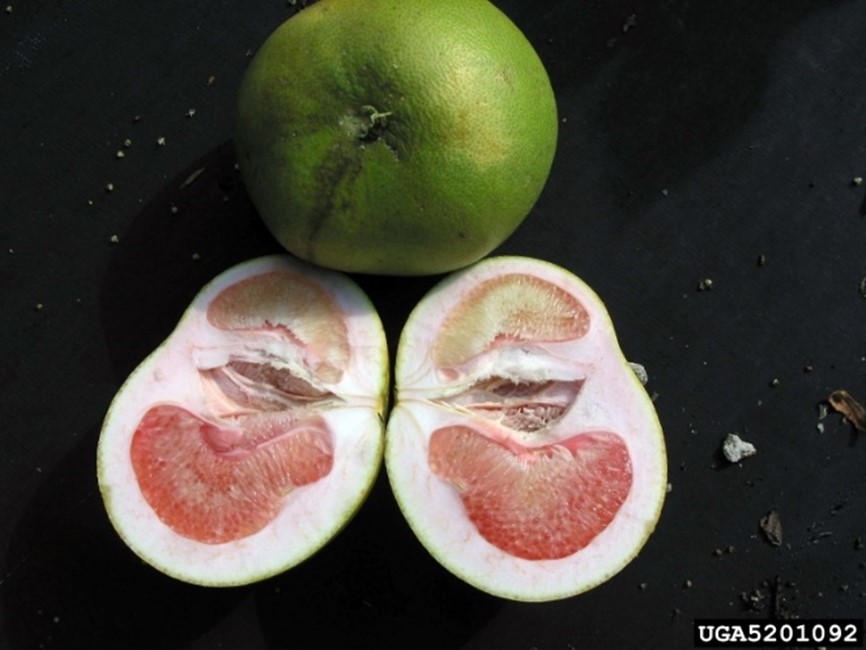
[305,144,363,262]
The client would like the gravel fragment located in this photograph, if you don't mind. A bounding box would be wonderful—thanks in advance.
[760,510,783,546]
[628,361,648,386]
[722,433,756,463]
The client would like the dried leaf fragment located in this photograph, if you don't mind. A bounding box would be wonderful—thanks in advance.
[828,390,866,434]
[760,510,783,546]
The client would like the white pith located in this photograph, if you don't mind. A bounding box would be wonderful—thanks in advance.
[97,255,388,586]
[385,256,667,602]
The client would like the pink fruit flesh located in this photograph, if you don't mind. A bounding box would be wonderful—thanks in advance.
[207,270,348,383]
[428,426,632,560]
[131,404,333,544]
[432,274,590,370]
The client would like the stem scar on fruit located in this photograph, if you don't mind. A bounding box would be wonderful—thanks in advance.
[358,104,393,141]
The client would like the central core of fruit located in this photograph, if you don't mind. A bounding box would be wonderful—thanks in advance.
[201,359,335,414]
[442,377,583,432]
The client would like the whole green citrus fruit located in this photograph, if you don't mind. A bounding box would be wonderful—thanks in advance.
[235,0,558,276]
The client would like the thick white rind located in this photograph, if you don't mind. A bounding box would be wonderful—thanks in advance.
[385,256,667,602]
[97,255,388,586]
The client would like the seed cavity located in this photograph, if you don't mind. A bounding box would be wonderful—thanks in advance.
[439,377,582,433]
[200,359,336,416]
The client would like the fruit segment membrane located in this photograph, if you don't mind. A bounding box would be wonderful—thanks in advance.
[425,273,634,561]
[130,270,349,545]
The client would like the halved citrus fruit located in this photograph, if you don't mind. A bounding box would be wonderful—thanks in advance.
[385,256,667,601]
[98,256,388,586]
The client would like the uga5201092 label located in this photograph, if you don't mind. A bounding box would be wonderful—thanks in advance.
[693,619,862,647]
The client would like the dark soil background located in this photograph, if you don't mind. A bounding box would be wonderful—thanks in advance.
[2,1,865,648]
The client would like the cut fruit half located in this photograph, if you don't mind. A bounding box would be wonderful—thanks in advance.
[98,255,388,586]
[385,256,667,601]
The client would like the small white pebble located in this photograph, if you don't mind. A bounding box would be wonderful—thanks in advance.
[722,433,757,463]
[109,234,119,244]
[697,277,714,291]
[853,176,863,186]
[156,136,166,146]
